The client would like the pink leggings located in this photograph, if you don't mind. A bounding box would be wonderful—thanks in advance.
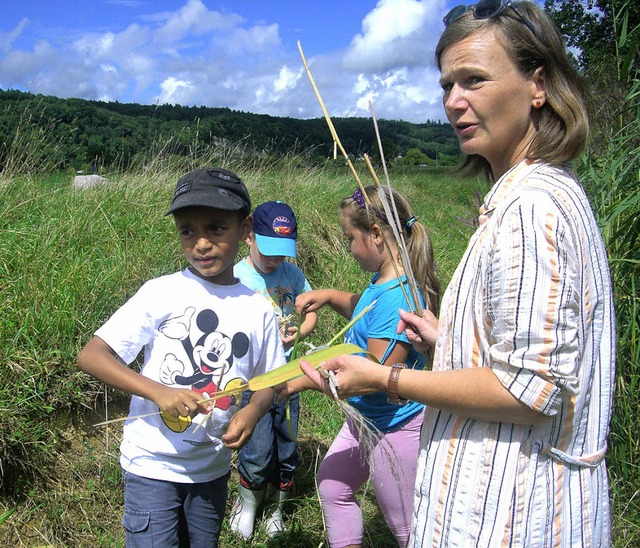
[317,411,423,547]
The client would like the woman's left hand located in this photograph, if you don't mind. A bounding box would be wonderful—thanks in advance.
[397,308,438,353]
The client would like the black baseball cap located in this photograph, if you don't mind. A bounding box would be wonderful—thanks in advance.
[165,167,251,216]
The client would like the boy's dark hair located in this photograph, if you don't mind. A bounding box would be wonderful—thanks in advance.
[165,167,251,217]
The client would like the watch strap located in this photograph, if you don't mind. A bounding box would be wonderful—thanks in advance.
[387,363,408,404]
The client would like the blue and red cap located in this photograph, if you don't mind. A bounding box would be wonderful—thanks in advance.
[252,201,298,258]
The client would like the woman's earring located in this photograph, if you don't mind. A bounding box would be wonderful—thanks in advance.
[535,100,542,108]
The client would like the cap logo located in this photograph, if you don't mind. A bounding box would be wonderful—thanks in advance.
[173,181,191,199]
[272,215,292,235]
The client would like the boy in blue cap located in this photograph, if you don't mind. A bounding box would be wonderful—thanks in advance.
[230,200,317,539]
[78,167,285,547]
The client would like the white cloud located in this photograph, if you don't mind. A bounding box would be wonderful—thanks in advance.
[0,0,451,122]
[0,40,55,87]
[158,76,193,104]
[222,24,281,56]
[343,0,447,72]
[153,0,228,44]
[274,65,300,93]
[0,17,29,53]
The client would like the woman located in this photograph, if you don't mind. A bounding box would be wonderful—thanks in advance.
[301,2,616,546]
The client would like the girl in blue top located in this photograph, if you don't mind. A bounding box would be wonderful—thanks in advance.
[282,185,440,547]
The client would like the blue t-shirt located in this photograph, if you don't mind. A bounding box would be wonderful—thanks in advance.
[345,274,426,431]
[234,258,312,318]
[234,258,312,357]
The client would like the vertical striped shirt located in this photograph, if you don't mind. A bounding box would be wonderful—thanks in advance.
[411,161,616,547]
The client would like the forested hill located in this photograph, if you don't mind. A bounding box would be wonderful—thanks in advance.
[0,88,459,172]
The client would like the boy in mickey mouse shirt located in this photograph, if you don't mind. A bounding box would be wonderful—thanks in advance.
[78,167,285,547]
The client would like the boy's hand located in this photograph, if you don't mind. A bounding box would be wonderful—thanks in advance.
[153,385,212,418]
[221,405,261,449]
[281,325,298,348]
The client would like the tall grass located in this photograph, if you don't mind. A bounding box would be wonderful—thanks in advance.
[574,5,640,545]
[0,103,72,176]
[581,69,640,548]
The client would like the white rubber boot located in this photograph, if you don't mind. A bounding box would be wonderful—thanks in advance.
[263,485,288,538]
[229,484,265,539]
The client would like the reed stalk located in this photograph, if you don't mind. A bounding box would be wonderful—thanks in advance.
[297,41,421,315]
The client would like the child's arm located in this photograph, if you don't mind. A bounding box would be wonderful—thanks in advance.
[78,336,210,418]
[295,289,360,319]
[368,337,411,366]
[275,374,318,400]
[221,387,275,449]
[298,310,318,339]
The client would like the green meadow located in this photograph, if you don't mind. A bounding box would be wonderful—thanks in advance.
[1,129,638,545]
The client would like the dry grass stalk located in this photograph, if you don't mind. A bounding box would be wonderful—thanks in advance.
[367,100,424,315]
[364,154,424,316]
[297,41,420,315]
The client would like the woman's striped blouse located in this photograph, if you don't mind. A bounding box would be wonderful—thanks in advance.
[410,161,616,547]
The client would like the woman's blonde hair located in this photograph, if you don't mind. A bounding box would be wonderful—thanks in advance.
[341,185,441,313]
[436,1,590,180]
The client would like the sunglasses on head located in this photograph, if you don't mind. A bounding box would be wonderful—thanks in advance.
[443,0,538,38]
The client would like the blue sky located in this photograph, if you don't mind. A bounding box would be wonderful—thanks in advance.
[0,0,537,123]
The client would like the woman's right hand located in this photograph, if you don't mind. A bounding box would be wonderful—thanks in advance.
[397,308,439,353]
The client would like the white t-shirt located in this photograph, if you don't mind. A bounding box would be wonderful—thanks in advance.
[96,268,285,483]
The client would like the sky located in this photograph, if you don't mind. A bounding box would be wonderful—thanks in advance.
[0,0,530,124]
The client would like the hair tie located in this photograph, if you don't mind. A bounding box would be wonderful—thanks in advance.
[352,188,366,208]
[405,215,417,229]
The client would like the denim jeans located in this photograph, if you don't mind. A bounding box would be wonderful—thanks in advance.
[122,470,229,547]
[237,391,300,489]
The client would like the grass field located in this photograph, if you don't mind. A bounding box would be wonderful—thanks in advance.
[0,150,637,546]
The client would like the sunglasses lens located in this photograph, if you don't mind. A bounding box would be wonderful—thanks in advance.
[443,4,467,27]
[474,0,506,19]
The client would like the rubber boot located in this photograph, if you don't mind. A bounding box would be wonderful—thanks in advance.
[263,484,288,538]
[229,484,265,539]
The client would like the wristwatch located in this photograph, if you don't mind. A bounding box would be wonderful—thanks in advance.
[387,363,408,404]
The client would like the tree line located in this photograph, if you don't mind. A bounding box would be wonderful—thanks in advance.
[0,89,460,173]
